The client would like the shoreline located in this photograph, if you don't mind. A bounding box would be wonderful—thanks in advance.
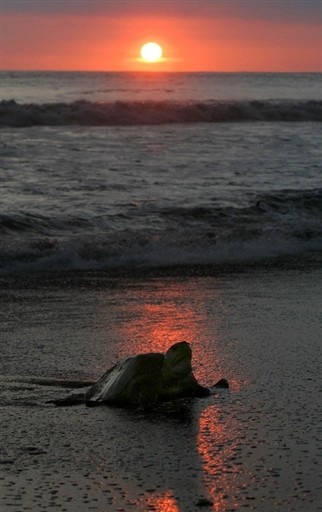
[1,250,321,290]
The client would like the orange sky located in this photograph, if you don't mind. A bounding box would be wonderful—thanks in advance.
[2,1,322,71]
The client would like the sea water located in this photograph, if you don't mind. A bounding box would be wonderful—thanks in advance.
[1,72,322,273]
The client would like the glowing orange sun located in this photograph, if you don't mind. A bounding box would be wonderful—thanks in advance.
[140,42,163,63]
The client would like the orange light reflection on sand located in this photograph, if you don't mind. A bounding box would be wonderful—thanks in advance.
[198,404,240,511]
[118,283,203,357]
[98,280,242,510]
[146,492,180,512]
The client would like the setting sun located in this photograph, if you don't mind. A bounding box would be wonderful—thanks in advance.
[140,42,163,63]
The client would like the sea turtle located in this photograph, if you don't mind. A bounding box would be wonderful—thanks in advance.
[53,341,228,408]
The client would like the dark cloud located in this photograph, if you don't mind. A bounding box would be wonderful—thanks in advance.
[3,0,322,24]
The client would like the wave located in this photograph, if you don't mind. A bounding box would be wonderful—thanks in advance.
[1,231,321,275]
[1,99,322,127]
[1,189,321,273]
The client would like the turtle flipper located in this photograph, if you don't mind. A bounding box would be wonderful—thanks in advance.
[212,378,229,389]
[194,383,211,397]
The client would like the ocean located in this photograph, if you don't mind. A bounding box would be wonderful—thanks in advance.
[1,71,322,273]
[1,72,322,512]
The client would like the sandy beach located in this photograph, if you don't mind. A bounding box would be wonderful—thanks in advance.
[1,263,321,512]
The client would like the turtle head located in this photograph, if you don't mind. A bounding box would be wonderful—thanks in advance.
[162,342,192,380]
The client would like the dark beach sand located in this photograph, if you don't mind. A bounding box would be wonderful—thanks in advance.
[1,261,322,512]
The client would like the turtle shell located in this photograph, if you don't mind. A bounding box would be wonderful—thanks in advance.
[85,353,164,407]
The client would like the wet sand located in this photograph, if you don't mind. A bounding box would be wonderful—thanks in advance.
[1,265,322,511]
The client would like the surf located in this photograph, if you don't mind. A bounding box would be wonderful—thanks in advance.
[1,99,322,127]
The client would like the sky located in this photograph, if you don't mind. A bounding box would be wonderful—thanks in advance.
[2,0,322,72]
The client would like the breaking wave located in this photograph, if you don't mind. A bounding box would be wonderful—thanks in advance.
[1,189,321,273]
[1,99,322,127]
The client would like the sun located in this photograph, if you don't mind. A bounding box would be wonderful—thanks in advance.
[140,42,163,63]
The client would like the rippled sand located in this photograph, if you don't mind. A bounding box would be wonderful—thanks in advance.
[1,266,321,511]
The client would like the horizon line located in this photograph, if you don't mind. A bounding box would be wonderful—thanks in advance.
[2,69,322,74]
